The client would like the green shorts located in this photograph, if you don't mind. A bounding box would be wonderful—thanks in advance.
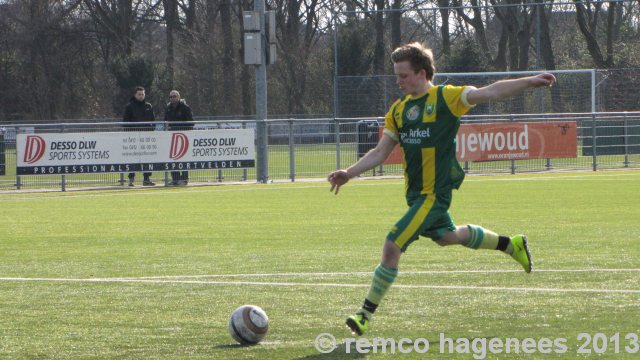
[386,192,456,252]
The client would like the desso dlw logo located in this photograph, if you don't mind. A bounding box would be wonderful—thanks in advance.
[23,135,46,164]
[169,133,189,160]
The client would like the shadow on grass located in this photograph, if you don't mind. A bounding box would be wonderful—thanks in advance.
[217,338,483,358]
[296,337,495,359]
[214,343,260,349]
[295,341,369,359]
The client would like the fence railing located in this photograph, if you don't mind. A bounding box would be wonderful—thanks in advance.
[1,112,639,191]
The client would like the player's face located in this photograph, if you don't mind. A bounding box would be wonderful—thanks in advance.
[394,61,425,97]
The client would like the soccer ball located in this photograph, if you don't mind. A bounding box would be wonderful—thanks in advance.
[228,305,269,345]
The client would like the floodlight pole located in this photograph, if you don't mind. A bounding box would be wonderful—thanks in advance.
[255,0,268,183]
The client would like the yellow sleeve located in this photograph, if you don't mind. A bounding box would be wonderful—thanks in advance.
[442,85,476,117]
[383,99,401,142]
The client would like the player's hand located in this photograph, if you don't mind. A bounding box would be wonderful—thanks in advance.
[328,170,349,195]
[531,73,556,88]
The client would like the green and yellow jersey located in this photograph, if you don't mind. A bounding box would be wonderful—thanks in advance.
[383,84,475,203]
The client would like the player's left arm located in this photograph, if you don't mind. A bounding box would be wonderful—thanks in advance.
[466,73,556,105]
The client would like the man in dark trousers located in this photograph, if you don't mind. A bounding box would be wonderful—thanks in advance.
[123,86,156,186]
[165,90,194,185]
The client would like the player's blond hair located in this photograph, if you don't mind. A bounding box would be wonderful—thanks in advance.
[391,42,436,81]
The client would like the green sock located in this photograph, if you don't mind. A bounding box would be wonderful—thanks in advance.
[464,224,501,247]
[363,263,397,311]
[465,225,514,254]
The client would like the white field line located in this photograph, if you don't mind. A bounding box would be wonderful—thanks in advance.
[130,268,640,279]
[0,277,638,294]
[1,171,638,201]
[1,268,639,294]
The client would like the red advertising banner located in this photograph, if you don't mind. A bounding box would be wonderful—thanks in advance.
[382,121,577,164]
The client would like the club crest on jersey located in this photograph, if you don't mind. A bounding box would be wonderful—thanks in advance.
[406,105,420,122]
[426,104,434,115]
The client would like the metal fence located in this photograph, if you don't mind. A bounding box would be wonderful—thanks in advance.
[1,112,639,192]
[336,69,640,118]
[333,2,640,114]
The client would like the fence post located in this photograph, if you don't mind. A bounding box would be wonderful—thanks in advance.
[242,121,248,181]
[289,119,295,182]
[623,112,629,168]
[61,124,66,190]
[378,117,384,175]
[335,118,341,170]
[592,113,597,171]
[510,114,516,174]
[15,126,21,190]
[546,115,552,170]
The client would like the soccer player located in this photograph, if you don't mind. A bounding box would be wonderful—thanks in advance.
[327,42,555,336]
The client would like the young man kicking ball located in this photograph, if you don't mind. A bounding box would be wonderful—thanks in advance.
[328,42,555,336]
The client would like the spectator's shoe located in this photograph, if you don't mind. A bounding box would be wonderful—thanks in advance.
[177,180,188,186]
[346,313,369,336]
[142,180,156,186]
[128,180,134,187]
[510,235,532,273]
[170,180,178,186]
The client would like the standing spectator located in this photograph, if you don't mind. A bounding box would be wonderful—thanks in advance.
[123,86,156,186]
[165,90,194,185]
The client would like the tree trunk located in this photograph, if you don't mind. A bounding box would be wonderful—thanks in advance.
[494,28,508,71]
[219,0,239,114]
[163,0,177,90]
[202,0,218,115]
[454,0,492,66]
[535,2,564,112]
[491,1,535,71]
[537,2,555,70]
[118,0,133,56]
[373,0,385,75]
[391,0,402,50]
[573,0,614,68]
[438,0,450,56]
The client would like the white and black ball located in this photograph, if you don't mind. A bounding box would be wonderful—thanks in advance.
[228,305,269,345]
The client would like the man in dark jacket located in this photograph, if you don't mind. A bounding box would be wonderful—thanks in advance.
[165,90,194,185]
[123,86,156,186]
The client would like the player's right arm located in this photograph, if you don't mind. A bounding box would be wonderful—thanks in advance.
[466,73,555,105]
[328,134,397,195]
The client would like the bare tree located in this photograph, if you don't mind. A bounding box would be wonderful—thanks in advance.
[390,0,402,49]
[163,0,178,89]
[82,0,137,59]
[490,0,535,71]
[372,0,385,74]
[219,0,240,114]
[2,0,91,119]
[271,0,329,114]
[573,0,618,68]
[452,0,495,66]
[438,0,451,56]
